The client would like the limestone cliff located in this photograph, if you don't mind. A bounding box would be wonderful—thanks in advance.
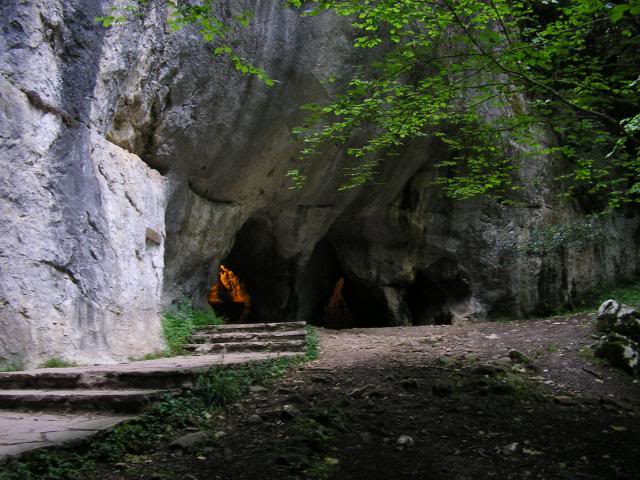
[1,0,638,367]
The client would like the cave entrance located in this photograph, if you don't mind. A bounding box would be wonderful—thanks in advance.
[301,239,390,329]
[407,259,471,325]
[322,276,354,328]
[208,264,252,323]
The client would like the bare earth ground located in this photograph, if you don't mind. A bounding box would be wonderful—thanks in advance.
[40,314,640,479]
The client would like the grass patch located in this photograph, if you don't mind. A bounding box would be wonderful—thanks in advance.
[195,326,319,410]
[0,360,25,372]
[577,277,640,310]
[305,324,320,360]
[162,298,225,355]
[39,358,76,369]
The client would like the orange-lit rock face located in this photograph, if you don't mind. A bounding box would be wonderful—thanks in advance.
[326,277,347,310]
[208,265,251,309]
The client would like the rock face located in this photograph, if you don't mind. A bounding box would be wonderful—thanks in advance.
[1,1,639,367]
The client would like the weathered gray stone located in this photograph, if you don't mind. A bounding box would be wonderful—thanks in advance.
[595,332,640,375]
[169,431,210,451]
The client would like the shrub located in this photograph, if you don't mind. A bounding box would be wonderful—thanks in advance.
[162,298,225,355]
[39,358,76,369]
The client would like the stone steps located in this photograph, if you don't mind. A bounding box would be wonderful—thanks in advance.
[189,329,306,344]
[185,321,307,356]
[0,322,307,414]
[0,351,300,413]
[0,389,178,413]
[195,321,307,334]
[183,339,306,354]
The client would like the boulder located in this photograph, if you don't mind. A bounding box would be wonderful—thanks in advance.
[596,300,640,342]
[595,332,639,376]
[596,299,621,332]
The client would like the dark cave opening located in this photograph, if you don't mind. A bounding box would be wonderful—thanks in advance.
[407,259,471,325]
[208,264,251,323]
[302,240,390,329]
[208,216,294,324]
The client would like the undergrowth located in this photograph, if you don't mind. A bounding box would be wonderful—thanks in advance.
[39,358,76,369]
[0,360,25,372]
[0,326,321,480]
[162,298,225,355]
[195,325,320,410]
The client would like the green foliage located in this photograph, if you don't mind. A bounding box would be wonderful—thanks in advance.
[39,358,76,369]
[162,298,224,355]
[512,214,615,257]
[193,366,249,409]
[286,0,640,208]
[96,1,274,85]
[193,344,317,410]
[94,1,640,207]
[0,360,25,372]
[0,394,205,480]
[305,324,320,360]
[574,277,640,311]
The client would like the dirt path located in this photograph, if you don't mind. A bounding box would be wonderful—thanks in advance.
[81,315,640,479]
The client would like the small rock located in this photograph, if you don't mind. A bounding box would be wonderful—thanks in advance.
[249,385,268,393]
[435,356,453,367]
[310,375,330,384]
[114,463,127,469]
[284,393,305,404]
[275,387,295,395]
[553,395,578,406]
[400,378,419,390]
[349,384,381,398]
[281,404,301,419]
[432,383,453,397]
[508,350,529,364]
[247,414,263,425]
[397,435,414,446]
[489,383,517,396]
[494,357,512,366]
[223,446,233,462]
[169,431,209,451]
[471,365,503,377]
[500,442,519,455]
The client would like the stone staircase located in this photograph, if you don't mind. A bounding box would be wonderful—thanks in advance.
[183,321,307,355]
[0,321,307,414]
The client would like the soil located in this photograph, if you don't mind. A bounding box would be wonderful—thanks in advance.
[92,313,640,480]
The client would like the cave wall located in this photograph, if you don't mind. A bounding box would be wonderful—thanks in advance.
[0,0,638,366]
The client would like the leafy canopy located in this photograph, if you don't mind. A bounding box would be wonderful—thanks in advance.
[98,0,640,209]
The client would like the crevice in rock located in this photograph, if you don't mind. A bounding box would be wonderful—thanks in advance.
[40,260,80,286]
